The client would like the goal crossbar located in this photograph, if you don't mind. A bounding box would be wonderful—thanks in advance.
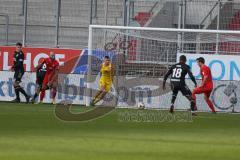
[89,25,240,35]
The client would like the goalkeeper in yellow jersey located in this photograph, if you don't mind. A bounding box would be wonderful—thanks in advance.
[90,56,114,106]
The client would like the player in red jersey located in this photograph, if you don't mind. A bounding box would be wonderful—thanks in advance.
[39,52,59,104]
[192,57,216,113]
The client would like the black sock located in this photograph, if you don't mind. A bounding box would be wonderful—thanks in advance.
[14,88,20,100]
[171,95,177,105]
[190,101,195,111]
[33,93,38,100]
[18,87,28,98]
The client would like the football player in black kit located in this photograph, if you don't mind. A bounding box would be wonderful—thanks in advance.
[163,55,197,114]
[31,61,47,103]
[11,42,30,103]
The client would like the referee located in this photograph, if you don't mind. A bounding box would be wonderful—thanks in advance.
[11,42,30,103]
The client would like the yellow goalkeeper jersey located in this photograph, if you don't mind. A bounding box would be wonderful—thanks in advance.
[100,63,113,82]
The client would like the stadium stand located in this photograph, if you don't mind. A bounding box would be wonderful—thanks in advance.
[0,0,124,48]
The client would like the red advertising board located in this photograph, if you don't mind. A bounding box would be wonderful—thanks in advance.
[0,46,82,73]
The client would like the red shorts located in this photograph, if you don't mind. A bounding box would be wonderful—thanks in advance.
[193,86,213,98]
[43,73,58,87]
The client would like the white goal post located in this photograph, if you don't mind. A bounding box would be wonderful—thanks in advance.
[86,25,240,112]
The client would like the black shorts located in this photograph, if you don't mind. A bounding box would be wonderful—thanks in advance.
[37,74,45,85]
[36,71,46,88]
[37,75,44,85]
[14,70,24,82]
[171,82,192,97]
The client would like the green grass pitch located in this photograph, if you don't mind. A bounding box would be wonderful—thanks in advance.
[0,102,239,160]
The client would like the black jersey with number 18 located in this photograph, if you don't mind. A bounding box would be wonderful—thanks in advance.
[164,63,197,86]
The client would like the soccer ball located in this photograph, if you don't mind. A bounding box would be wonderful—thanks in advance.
[137,102,145,110]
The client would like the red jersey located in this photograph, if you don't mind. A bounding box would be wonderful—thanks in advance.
[43,58,59,75]
[200,65,213,89]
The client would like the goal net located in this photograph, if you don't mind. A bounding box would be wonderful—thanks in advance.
[86,25,240,113]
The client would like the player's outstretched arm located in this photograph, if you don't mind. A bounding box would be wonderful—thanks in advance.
[163,66,173,90]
